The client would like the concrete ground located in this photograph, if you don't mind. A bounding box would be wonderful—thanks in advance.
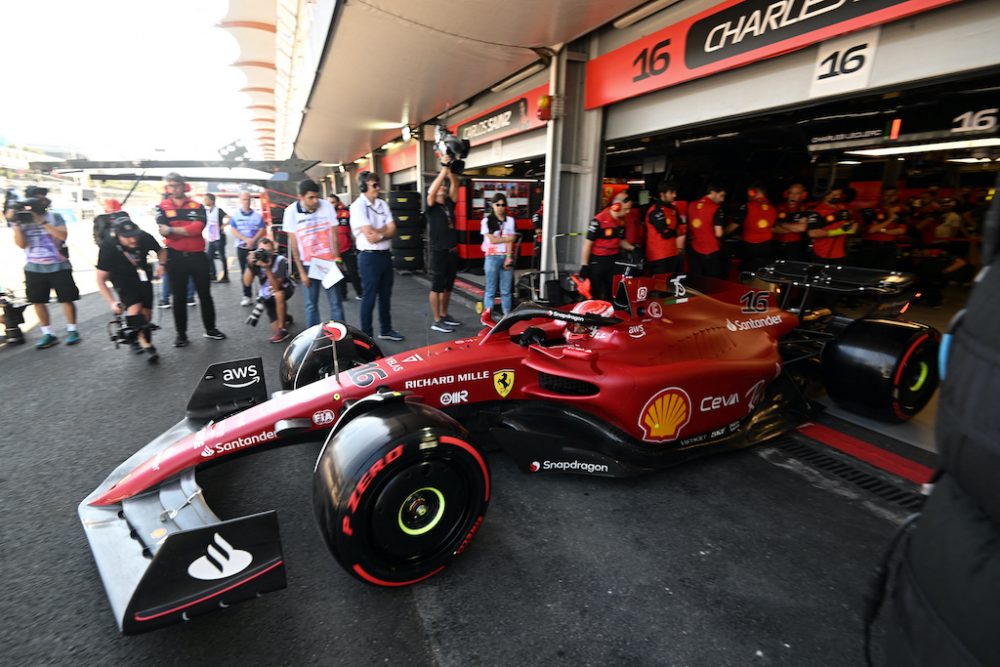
[0,256,922,666]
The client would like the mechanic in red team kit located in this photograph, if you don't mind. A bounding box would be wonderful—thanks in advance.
[859,186,907,270]
[686,184,727,278]
[580,191,636,300]
[773,183,810,261]
[156,172,226,347]
[808,184,857,263]
[644,180,685,277]
[728,183,776,273]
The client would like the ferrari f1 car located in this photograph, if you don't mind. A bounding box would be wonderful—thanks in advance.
[79,260,939,633]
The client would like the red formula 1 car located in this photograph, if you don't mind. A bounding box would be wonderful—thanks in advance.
[79,261,940,633]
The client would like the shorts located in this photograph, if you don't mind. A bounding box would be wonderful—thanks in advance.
[430,248,458,293]
[25,269,80,304]
[264,286,295,322]
[116,281,154,310]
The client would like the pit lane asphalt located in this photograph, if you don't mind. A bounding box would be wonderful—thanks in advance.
[0,272,902,666]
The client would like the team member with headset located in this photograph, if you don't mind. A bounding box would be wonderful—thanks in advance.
[350,171,404,341]
[155,172,226,347]
[579,192,636,301]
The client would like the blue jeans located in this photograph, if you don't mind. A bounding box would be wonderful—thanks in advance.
[303,265,345,328]
[357,250,394,336]
[483,254,512,315]
[160,273,195,303]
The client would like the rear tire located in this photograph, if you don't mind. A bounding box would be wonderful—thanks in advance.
[392,249,425,271]
[822,319,940,422]
[313,402,490,585]
[387,191,422,210]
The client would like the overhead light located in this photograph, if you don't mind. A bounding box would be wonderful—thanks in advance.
[947,157,997,163]
[380,142,395,150]
[847,138,1000,156]
[401,126,413,142]
[504,163,513,167]
[837,160,862,165]
[613,0,682,29]
[320,163,340,167]
[490,62,546,93]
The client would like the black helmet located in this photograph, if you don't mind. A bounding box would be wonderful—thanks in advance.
[279,322,382,390]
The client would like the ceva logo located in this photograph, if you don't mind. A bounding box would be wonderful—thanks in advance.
[187,533,253,581]
[222,365,260,389]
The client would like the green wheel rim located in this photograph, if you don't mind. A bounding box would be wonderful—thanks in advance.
[398,487,446,536]
[908,361,929,392]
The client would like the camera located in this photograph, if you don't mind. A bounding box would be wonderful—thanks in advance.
[107,312,159,349]
[246,296,266,327]
[7,197,47,225]
[434,125,470,175]
[253,247,272,265]
[1,290,27,345]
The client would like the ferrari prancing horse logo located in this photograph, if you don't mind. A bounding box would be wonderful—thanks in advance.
[493,369,515,398]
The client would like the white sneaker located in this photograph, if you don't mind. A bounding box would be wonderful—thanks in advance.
[240,296,252,307]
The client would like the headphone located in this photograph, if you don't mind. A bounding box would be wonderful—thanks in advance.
[610,202,623,213]
[358,171,379,194]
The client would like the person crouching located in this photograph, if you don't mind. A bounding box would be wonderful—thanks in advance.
[243,238,295,343]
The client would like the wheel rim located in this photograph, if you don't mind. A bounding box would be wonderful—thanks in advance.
[398,487,446,536]
[896,344,936,411]
[369,459,472,563]
[907,361,929,392]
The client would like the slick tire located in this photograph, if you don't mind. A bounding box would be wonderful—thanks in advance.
[280,322,383,390]
[392,249,424,271]
[822,318,940,422]
[387,191,422,211]
[313,401,490,586]
[392,212,425,230]
[391,232,424,250]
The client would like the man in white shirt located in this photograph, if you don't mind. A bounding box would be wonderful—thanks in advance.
[349,171,403,341]
[202,193,230,282]
[283,179,343,327]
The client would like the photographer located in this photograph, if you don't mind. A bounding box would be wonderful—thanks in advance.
[95,218,165,363]
[425,156,462,333]
[8,186,81,349]
[243,238,295,343]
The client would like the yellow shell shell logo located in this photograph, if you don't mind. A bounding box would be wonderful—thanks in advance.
[639,387,692,442]
[691,218,702,228]
[757,219,769,228]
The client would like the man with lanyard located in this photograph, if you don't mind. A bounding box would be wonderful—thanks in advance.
[859,186,907,270]
[644,180,686,277]
[95,217,166,363]
[202,193,230,282]
[687,184,727,279]
[727,184,776,273]
[808,184,858,263]
[425,156,463,333]
[229,191,266,306]
[773,183,810,261]
[284,179,344,328]
[243,237,295,343]
[156,172,226,347]
[329,193,363,302]
[8,185,81,349]
[579,191,635,301]
[350,171,404,341]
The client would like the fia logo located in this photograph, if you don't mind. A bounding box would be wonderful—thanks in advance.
[187,533,253,581]
[312,409,335,425]
[222,365,260,389]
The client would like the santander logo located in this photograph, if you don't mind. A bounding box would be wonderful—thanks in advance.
[187,533,253,581]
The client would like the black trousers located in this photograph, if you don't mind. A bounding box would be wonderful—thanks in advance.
[587,254,619,301]
[167,249,216,334]
[207,236,228,278]
[687,249,722,279]
[237,246,253,297]
[336,249,363,300]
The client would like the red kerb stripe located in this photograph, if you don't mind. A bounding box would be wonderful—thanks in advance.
[798,423,934,484]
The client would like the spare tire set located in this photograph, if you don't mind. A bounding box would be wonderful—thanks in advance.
[387,191,425,272]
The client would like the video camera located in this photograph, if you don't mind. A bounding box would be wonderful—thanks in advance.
[252,247,271,265]
[434,125,471,175]
[1,289,27,345]
[106,311,159,350]
[7,197,47,225]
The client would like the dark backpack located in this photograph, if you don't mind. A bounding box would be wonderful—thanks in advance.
[93,211,131,245]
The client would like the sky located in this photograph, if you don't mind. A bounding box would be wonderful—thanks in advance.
[0,0,256,160]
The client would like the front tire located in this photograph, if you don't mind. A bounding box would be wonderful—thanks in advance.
[313,401,490,586]
[822,319,940,422]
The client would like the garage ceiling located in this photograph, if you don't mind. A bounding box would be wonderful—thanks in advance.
[295,0,645,163]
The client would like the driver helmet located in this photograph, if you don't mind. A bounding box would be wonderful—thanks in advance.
[564,299,614,343]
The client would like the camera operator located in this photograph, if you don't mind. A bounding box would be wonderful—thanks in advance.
[95,218,165,363]
[7,186,81,349]
[242,238,295,343]
[425,156,463,333]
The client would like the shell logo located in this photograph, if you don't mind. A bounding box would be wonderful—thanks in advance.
[638,387,692,442]
[757,219,769,228]
[691,218,702,228]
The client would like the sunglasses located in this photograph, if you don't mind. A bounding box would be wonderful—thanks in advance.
[493,202,507,207]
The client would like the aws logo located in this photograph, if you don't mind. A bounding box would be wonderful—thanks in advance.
[222,365,260,388]
[639,387,692,442]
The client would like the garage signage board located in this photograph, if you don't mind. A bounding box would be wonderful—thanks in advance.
[808,27,880,99]
[451,85,549,148]
[585,0,958,109]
